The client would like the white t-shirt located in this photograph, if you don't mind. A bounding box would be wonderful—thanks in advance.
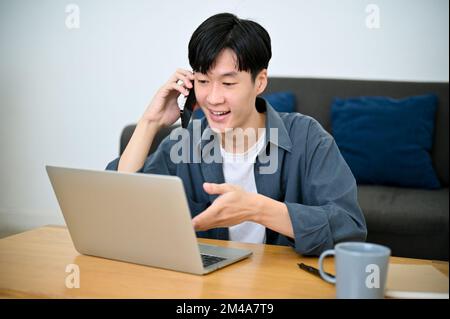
[220,129,267,244]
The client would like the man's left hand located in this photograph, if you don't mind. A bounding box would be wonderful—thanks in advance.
[192,182,259,231]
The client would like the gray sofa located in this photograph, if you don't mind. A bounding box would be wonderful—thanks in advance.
[118,77,449,261]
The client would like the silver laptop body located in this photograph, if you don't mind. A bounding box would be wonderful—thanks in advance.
[46,165,252,275]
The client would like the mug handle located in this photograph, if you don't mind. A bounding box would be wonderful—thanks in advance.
[318,249,336,284]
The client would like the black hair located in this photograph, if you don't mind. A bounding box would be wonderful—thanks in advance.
[188,13,272,83]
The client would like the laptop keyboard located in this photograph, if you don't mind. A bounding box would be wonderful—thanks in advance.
[201,254,227,268]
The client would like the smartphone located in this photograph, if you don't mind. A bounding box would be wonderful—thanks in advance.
[181,83,196,129]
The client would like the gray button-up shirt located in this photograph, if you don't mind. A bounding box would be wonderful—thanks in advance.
[106,97,367,256]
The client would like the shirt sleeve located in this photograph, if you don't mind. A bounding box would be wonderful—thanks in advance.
[105,135,176,176]
[285,119,367,256]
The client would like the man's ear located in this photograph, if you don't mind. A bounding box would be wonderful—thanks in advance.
[255,69,268,95]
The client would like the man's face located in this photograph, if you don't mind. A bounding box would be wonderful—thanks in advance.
[194,48,267,133]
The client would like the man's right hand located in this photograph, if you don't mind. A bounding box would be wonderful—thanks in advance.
[142,68,195,128]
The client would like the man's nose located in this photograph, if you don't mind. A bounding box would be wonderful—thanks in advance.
[206,84,225,105]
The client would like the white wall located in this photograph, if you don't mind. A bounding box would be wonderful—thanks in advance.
[0,0,448,237]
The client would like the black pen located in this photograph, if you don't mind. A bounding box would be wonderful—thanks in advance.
[298,262,335,279]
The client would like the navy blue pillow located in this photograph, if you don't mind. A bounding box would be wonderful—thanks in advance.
[192,91,296,119]
[261,91,296,113]
[331,94,440,189]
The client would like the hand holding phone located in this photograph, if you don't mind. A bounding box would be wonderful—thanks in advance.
[141,69,195,128]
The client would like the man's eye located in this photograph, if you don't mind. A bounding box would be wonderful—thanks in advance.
[223,83,236,86]
[198,80,208,84]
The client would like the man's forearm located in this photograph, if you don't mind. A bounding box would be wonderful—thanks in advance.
[252,194,295,239]
[118,119,161,173]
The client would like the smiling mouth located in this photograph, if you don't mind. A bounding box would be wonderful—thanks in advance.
[209,110,231,116]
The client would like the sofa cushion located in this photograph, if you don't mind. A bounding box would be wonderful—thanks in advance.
[357,185,449,259]
[358,185,448,234]
[260,91,296,113]
[331,94,441,189]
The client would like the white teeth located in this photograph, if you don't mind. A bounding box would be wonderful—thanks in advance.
[211,111,229,115]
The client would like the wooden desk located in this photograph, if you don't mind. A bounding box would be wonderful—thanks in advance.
[0,226,448,298]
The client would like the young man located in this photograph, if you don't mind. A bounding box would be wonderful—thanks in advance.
[106,13,367,256]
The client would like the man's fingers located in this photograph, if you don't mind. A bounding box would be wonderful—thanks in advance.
[203,182,234,195]
[192,205,219,231]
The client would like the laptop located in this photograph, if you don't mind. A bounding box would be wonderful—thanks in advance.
[45,165,252,275]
